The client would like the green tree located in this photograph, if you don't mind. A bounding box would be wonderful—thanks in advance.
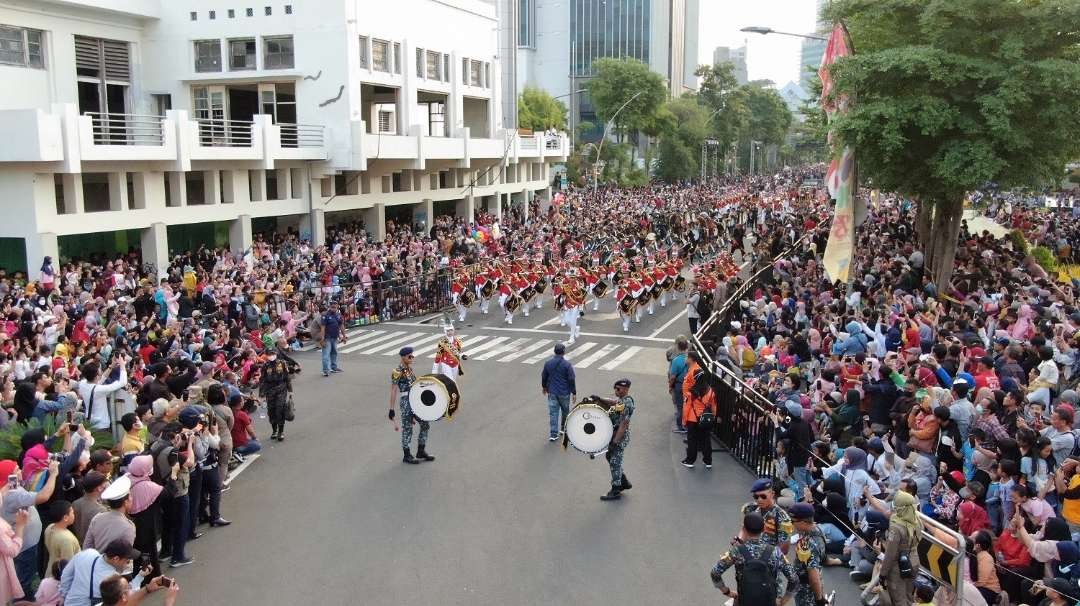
[790,71,828,164]
[517,87,567,131]
[739,83,793,148]
[586,57,668,145]
[826,0,1080,286]
[655,97,711,182]
[694,62,749,152]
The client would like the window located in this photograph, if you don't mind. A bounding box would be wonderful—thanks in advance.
[462,58,468,84]
[190,11,197,21]
[358,35,368,68]
[209,10,216,19]
[246,8,254,16]
[74,36,130,116]
[470,60,482,87]
[518,0,535,48]
[228,9,235,17]
[415,47,423,77]
[229,38,256,70]
[371,39,389,72]
[443,54,449,83]
[193,40,221,72]
[426,50,440,80]
[484,62,490,88]
[265,6,272,15]
[0,25,44,68]
[393,42,401,74]
[263,36,293,69]
[285,5,293,14]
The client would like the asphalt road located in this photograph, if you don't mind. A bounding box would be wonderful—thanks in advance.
[167,294,861,605]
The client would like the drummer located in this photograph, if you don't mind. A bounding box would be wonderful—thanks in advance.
[591,378,635,501]
[389,347,434,465]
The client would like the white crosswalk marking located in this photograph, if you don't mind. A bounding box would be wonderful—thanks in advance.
[375,332,446,356]
[575,343,620,368]
[339,331,407,354]
[498,339,552,362]
[563,342,598,361]
[523,344,559,364]
[355,332,431,355]
[471,337,530,361]
[599,346,642,371]
[461,336,510,357]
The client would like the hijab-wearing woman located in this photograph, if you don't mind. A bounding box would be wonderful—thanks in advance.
[125,454,164,577]
[881,490,922,606]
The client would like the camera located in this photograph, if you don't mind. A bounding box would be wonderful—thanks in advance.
[47,452,65,463]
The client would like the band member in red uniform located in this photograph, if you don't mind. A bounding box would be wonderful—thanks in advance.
[432,323,467,382]
[475,267,492,315]
[498,278,515,324]
[451,270,472,322]
[641,268,656,316]
[614,280,636,332]
[512,273,531,318]
[627,272,644,324]
[653,262,669,308]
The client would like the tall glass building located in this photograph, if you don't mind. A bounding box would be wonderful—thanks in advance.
[569,0,651,76]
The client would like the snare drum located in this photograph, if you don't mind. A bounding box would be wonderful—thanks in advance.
[408,374,461,421]
[565,402,615,455]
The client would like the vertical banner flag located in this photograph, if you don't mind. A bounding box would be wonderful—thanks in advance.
[819,23,860,283]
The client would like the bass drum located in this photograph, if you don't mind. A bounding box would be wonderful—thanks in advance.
[505,294,523,313]
[592,279,609,299]
[459,289,475,307]
[565,402,614,455]
[408,374,461,421]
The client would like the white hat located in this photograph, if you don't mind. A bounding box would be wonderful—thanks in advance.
[101,475,131,502]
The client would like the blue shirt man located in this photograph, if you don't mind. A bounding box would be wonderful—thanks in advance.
[541,344,576,441]
[320,303,344,376]
[668,342,690,432]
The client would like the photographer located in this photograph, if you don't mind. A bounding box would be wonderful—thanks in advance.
[76,357,128,431]
[150,423,194,568]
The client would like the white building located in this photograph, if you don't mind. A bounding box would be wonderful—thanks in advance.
[0,0,567,278]
[712,45,748,85]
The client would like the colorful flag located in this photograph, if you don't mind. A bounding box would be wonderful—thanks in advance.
[819,23,862,284]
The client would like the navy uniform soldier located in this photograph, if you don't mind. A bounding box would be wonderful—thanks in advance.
[711,513,800,606]
[591,378,634,501]
[389,347,434,465]
[789,503,829,606]
[741,478,794,553]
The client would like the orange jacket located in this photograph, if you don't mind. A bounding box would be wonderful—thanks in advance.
[683,390,717,425]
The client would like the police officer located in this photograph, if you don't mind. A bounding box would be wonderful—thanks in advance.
[789,503,829,606]
[260,349,293,441]
[742,478,793,553]
[711,512,799,605]
[591,378,634,501]
[389,347,434,465]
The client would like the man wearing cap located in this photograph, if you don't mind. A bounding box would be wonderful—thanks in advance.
[541,343,576,442]
[947,378,975,441]
[59,539,158,606]
[790,503,828,606]
[83,475,135,552]
[390,347,433,465]
[710,512,799,604]
[742,478,794,553]
[72,471,109,544]
[590,379,634,501]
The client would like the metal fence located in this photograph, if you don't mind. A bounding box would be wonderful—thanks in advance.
[86,112,166,146]
[280,123,325,148]
[197,118,254,147]
[303,265,468,322]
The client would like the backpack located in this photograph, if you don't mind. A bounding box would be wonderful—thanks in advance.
[736,545,779,604]
[242,302,259,331]
[696,292,713,318]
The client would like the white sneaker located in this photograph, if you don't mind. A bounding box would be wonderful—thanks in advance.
[566,339,575,346]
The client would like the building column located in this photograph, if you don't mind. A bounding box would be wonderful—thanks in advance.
[204,169,221,204]
[140,222,168,280]
[167,171,186,207]
[222,169,250,204]
[25,232,59,281]
[61,174,85,215]
[300,208,326,246]
[495,193,504,222]
[132,172,164,211]
[249,169,266,202]
[108,172,127,211]
[521,188,530,224]
[362,203,385,242]
[455,195,475,224]
[539,186,552,214]
[229,214,252,258]
[414,198,434,228]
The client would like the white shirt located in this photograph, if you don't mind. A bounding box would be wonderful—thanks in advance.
[77,368,128,430]
[59,549,144,606]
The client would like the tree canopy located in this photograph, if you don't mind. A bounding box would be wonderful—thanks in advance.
[826,0,1080,285]
[655,97,711,182]
[586,58,668,140]
[517,87,567,131]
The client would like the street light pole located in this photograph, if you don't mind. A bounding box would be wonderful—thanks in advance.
[593,90,643,192]
[739,26,828,41]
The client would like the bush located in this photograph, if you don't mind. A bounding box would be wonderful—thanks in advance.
[1009,229,1028,253]
[1031,245,1059,273]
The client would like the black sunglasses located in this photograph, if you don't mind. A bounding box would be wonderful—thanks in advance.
[752,492,771,500]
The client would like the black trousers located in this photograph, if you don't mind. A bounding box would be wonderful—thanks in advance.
[198,464,223,521]
[187,466,203,536]
[688,317,699,335]
[685,421,712,464]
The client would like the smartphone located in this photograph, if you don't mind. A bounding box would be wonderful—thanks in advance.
[5,474,17,490]
[68,423,78,432]
[65,411,73,423]
[160,577,173,588]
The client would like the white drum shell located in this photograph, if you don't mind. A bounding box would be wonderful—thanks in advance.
[408,374,459,421]
[565,404,614,454]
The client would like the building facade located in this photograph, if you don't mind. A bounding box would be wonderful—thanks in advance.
[712,45,748,85]
[0,0,567,278]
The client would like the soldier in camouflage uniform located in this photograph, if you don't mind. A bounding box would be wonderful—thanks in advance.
[592,378,634,501]
[789,503,829,606]
[711,512,800,604]
[742,478,794,553]
[389,347,434,465]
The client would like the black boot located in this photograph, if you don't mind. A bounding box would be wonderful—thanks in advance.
[270,427,280,441]
[402,448,420,465]
[600,487,622,501]
[620,475,632,491]
[276,426,285,441]
[415,446,435,462]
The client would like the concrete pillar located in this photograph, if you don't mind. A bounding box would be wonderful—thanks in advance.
[222,169,250,204]
[204,169,221,204]
[361,204,385,242]
[414,198,434,228]
[300,208,326,246]
[495,193,503,222]
[455,195,475,224]
[107,172,127,211]
[25,232,59,281]
[229,214,252,256]
[140,222,168,280]
[132,171,164,211]
[540,186,552,214]
[61,174,84,215]
[167,171,186,207]
[521,188,529,224]
[275,168,289,200]
[250,169,266,202]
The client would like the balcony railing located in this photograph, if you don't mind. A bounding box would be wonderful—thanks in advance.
[85,112,165,146]
[545,136,562,150]
[518,136,538,151]
[196,118,254,147]
[279,123,324,148]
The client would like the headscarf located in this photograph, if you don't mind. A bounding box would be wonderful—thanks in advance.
[891,490,923,541]
[957,501,990,536]
[125,455,163,515]
[842,447,868,472]
[21,444,48,482]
